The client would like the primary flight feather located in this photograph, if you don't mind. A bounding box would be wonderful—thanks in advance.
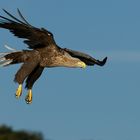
[0,9,107,104]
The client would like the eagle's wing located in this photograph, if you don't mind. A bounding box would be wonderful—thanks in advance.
[0,9,55,49]
[64,48,107,66]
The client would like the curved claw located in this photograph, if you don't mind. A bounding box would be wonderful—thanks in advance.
[15,84,22,99]
[25,89,32,104]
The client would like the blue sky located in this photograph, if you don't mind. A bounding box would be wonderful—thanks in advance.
[0,0,140,140]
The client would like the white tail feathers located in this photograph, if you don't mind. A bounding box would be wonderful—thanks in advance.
[0,56,12,67]
[0,44,17,67]
[4,44,17,52]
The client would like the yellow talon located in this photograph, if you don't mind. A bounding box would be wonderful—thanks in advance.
[15,84,22,99]
[25,89,32,104]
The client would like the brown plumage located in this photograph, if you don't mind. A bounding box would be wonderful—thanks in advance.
[0,9,107,104]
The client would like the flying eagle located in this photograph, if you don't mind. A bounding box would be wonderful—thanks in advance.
[0,9,107,104]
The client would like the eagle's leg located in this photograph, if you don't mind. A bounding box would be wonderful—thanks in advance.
[14,63,38,99]
[25,66,44,104]
[25,89,32,104]
[15,84,22,99]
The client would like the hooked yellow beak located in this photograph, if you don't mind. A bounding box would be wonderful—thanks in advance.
[77,62,87,68]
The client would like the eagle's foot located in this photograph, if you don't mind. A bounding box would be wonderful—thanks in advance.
[25,89,32,104]
[15,84,22,99]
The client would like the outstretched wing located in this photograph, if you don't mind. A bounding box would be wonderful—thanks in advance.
[64,48,107,66]
[0,9,56,49]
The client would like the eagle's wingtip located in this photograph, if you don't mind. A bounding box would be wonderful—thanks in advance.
[97,57,107,66]
[102,57,107,66]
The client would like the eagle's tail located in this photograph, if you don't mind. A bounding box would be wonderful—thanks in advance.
[0,45,24,67]
[0,51,23,67]
[0,52,13,66]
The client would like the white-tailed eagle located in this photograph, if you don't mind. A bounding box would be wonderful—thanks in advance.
[0,9,107,104]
